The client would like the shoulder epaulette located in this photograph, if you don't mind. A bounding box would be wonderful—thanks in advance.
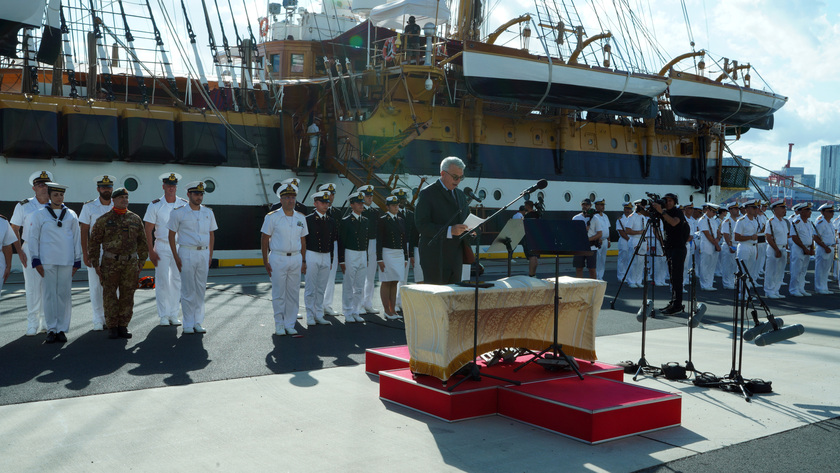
[267,209,278,215]
[179,197,188,202]
[84,199,94,204]
[0,214,8,221]
[19,198,29,205]
[151,199,161,204]
[174,205,186,211]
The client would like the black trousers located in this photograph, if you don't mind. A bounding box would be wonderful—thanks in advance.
[664,245,687,306]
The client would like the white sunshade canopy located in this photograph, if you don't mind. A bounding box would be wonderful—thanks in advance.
[369,0,451,30]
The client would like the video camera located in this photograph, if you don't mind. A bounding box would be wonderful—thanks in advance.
[638,192,665,211]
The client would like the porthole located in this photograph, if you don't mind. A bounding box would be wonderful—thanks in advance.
[478,189,486,200]
[124,177,138,192]
[611,138,618,149]
[663,144,668,151]
[524,192,531,201]
[590,192,596,202]
[273,182,282,193]
[624,193,631,203]
[507,131,514,139]
[588,139,594,145]
[564,191,572,203]
[204,179,216,193]
[493,189,502,201]
[444,126,451,133]
[537,191,544,201]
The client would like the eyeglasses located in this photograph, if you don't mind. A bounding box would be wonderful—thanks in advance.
[445,171,465,182]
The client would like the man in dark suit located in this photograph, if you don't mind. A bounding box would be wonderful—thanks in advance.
[415,157,471,285]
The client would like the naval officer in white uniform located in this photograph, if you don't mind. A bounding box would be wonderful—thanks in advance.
[697,203,721,291]
[79,175,116,331]
[813,204,837,294]
[0,215,19,298]
[261,183,308,335]
[734,199,760,279]
[168,181,218,333]
[144,172,186,326]
[27,183,82,343]
[10,170,54,336]
[763,200,789,299]
[789,203,815,297]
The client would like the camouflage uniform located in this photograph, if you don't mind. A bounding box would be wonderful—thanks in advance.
[88,209,148,329]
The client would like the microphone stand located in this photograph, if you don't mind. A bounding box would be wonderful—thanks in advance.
[446,190,529,392]
[720,260,753,402]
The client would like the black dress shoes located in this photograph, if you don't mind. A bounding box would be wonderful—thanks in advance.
[45,331,57,344]
[56,332,67,343]
[108,328,120,339]
[118,327,132,339]
[661,304,685,315]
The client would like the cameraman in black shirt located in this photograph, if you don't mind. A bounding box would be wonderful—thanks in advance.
[651,193,689,315]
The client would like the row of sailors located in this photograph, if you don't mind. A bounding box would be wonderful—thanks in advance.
[2,170,419,340]
[616,198,840,298]
[262,181,418,335]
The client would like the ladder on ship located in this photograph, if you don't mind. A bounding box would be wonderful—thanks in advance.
[329,119,432,208]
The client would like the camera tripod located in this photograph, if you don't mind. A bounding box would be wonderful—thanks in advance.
[611,215,666,380]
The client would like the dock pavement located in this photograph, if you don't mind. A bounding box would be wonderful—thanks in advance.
[1,256,838,472]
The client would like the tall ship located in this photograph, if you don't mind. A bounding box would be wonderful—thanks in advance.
[0,0,787,254]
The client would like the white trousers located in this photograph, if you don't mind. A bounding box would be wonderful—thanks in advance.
[719,249,737,289]
[269,252,302,330]
[814,247,834,292]
[789,246,808,295]
[627,239,644,285]
[87,266,105,326]
[304,250,330,323]
[42,264,72,333]
[22,242,45,331]
[155,241,182,320]
[596,240,608,280]
[322,241,339,311]
[412,247,424,283]
[616,238,630,281]
[756,242,767,275]
[179,247,209,329]
[698,247,719,290]
[361,239,377,311]
[306,138,318,166]
[683,242,695,284]
[763,247,787,296]
[342,249,367,317]
[648,243,667,285]
[736,243,758,280]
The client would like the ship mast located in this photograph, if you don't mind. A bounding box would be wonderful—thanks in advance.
[454,0,482,41]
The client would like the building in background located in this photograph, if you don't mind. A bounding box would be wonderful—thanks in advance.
[820,145,840,198]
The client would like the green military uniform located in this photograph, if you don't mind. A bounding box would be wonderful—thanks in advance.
[88,209,148,330]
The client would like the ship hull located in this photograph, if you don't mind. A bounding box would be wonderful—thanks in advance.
[462,49,669,118]
[668,76,787,130]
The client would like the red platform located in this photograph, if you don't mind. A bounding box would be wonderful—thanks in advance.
[365,345,411,376]
[498,377,681,444]
[371,346,681,442]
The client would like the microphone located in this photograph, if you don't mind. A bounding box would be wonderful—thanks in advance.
[524,179,549,194]
[687,303,708,328]
[742,318,785,341]
[464,188,483,203]
[754,324,805,346]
